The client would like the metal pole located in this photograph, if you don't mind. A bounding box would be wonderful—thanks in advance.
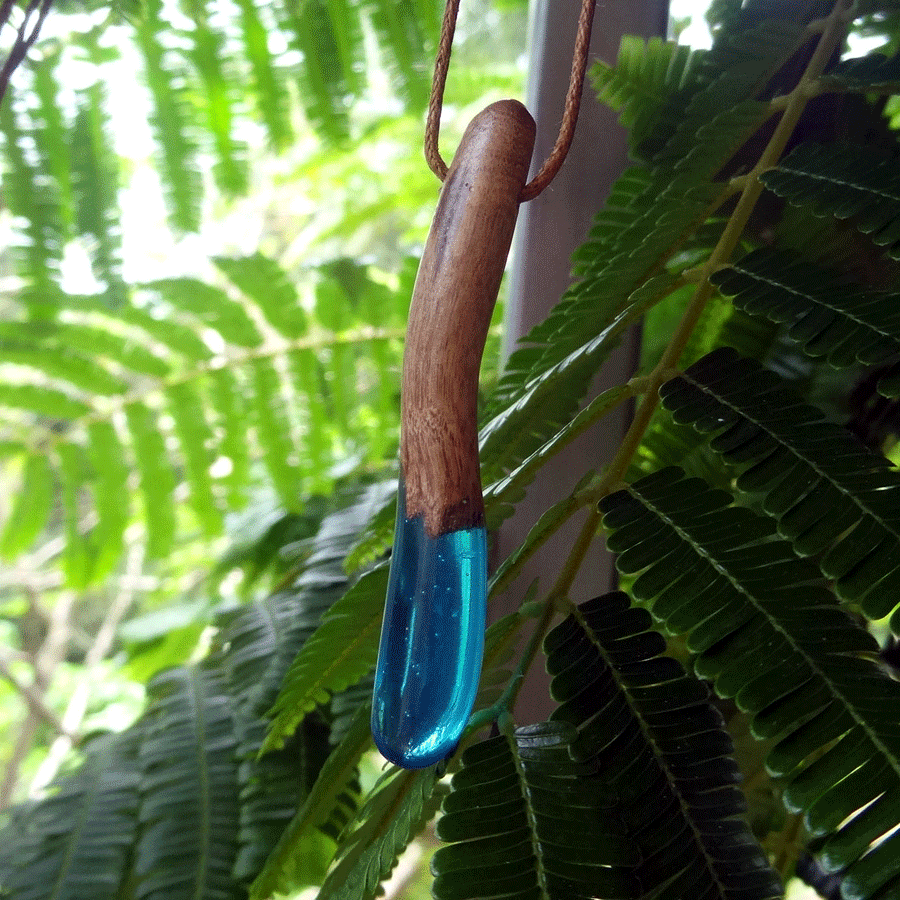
[496,0,670,723]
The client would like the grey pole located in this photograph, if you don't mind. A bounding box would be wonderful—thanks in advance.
[496,0,670,723]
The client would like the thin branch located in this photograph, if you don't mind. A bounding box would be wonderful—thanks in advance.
[0,592,73,808]
[0,653,72,737]
[30,541,145,793]
[0,0,53,105]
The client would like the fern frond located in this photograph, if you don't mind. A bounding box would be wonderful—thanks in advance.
[264,565,388,753]
[145,277,264,346]
[642,18,804,163]
[31,51,74,238]
[234,0,293,150]
[480,294,659,487]
[483,382,635,510]
[250,358,303,507]
[283,0,351,142]
[660,348,900,626]
[136,665,242,900]
[234,715,335,885]
[70,83,126,305]
[223,588,341,720]
[75,293,214,364]
[0,732,141,900]
[207,366,252,506]
[165,380,223,537]
[344,490,396,574]
[712,248,900,380]
[183,0,247,195]
[367,0,432,109]
[760,142,900,258]
[432,722,637,900]
[316,766,440,900]
[0,252,404,581]
[545,592,781,900]
[591,36,706,152]
[124,401,177,560]
[251,702,370,900]
[133,0,203,232]
[215,252,307,338]
[528,177,716,371]
[0,493,374,898]
[822,52,900,93]
[85,420,130,581]
[601,467,900,898]
[0,453,54,559]
[0,90,64,293]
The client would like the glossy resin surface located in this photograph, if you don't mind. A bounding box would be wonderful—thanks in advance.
[372,483,487,768]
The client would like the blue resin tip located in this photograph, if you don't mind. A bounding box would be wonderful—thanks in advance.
[371,484,487,769]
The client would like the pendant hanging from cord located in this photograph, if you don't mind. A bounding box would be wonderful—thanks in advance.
[372,0,598,770]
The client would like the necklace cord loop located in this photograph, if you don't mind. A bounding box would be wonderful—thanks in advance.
[424,0,597,202]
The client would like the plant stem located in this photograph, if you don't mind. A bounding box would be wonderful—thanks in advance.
[587,0,851,498]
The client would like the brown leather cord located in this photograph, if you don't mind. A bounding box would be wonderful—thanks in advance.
[423,0,597,202]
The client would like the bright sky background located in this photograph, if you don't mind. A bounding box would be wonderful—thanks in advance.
[669,0,714,48]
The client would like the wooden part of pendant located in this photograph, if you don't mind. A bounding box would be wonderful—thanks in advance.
[401,99,536,537]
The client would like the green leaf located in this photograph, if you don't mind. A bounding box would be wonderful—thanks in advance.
[165,381,222,536]
[145,278,263,347]
[284,0,351,142]
[592,36,706,151]
[86,421,130,579]
[0,87,64,291]
[0,453,55,559]
[546,593,781,900]
[494,159,718,409]
[215,253,306,338]
[760,142,900,258]
[433,722,637,900]
[94,298,215,365]
[136,666,242,900]
[321,0,364,100]
[184,0,247,194]
[317,766,440,900]
[251,702,370,900]
[250,358,302,509]
[660,348,900,622]
[234,0,292,149]
[289,349,332,490]
[38,321,170,378]
[124,402,177,560]
[368,0,431,109]
[344,490,396,574]
[640,18,803,163]
[0,339,125,396]
[0,732,142,900]
[484,383,635,510]
[712,249,900,379]
[207,366,251,507]
[234,715,335,886]
[482,277,676,485]
[134,0,203,232]
[822,52,900,94]
[0,383,89,419]
[71,83,125,305]
[32,51,74,237]
[601,468,900,895]
[264,565,388,753]
[56,442,94,588]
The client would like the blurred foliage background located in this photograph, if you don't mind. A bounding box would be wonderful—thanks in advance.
[0,0,526,825]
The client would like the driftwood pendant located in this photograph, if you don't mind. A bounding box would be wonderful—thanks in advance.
[372,100,536,768]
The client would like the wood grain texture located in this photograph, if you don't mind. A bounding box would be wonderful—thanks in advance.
[402,99,536,536]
